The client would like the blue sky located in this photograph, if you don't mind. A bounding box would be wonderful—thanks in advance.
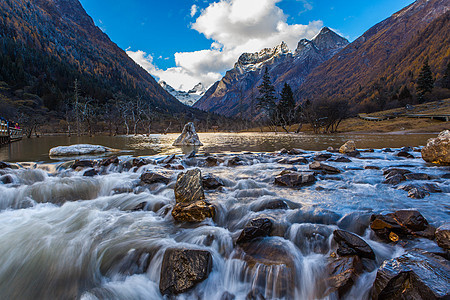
[80,0,414,90]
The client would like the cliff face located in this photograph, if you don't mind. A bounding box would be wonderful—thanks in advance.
[194,28,348,118]
[295,0,450,110]
[0,0,185,113]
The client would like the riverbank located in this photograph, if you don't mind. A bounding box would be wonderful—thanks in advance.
[242,99,450,134]
[0,144,448,299]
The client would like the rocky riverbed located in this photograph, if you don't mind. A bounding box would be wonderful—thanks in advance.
[0,138,448,299]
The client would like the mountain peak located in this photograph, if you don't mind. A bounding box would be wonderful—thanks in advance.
[312,27,349,51]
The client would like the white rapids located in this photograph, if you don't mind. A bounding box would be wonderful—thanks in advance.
[0,147,448,299]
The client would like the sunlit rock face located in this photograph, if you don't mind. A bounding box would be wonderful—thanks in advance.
[421,130,450,165]
[173,123,203,146]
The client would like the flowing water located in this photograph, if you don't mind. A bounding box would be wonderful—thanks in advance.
[0,133,448,299]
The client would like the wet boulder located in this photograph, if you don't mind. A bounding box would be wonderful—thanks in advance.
[396,151,414,158]
[100,156,119,167]
[227,156,243,166]
[174,168,205,203]
[407,187,429,199]
[309,161,341,174]
[132,158,151,168]
[160,154,176,164]
[279,148,288,154]
[202,174,224,190]
[221,291,236,300]
[172,122,203,146]
[436,223,450,250]
[0,174,13,184]
[364,166,380,170]
[250,199,289,212]
[372,251,450,300]
[0,161,11,169]
[370,210,432,242]
[337,212,371,237]
[314,153,332,161]
[382,174,405,185]
[205,156,223,167]
[421,130,450,165]
[339,141,356,154]
[83,168,98,177]
[159,248,212,295]
[71,160,95,169]
[404,173,430,181]
[274,170,316,187]
[331,157,352,163]
[237,218,273,244]
[333,230,375,259]
[140,172,170,185]
[172,200,215,222]
[288,148,304,155]
[278,157,308,164]
[326,255,363,298]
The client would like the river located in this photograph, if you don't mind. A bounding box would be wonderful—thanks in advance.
[0,132,448,299]
[0,132,438,162]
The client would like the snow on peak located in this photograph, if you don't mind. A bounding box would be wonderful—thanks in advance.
[159,81,205,106]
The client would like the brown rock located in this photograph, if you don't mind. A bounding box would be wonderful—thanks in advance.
[396,151,414,158]
[237,218,273,244]
[436,223,450,250]
[174,168,205,203]
[202,174,224,189]
[100,156,119,167]
[404,173,430,180]
[407,187,429,199]
[140,172,170,184]
[326,255,363,298]
[274,170,316,187]
[339,141,356,154]
[159,248,212,295]
[171,200,215,222]
[71,160,95,169]
[333,230,375,259]
[314,153,332,161]
[309,161,341,174]
[421,130,450,165]
[372,251,450,300]
[83,168,98,177]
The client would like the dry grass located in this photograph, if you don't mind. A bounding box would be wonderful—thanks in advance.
[243,99,450,134]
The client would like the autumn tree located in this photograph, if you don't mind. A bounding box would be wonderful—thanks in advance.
[416,59,434,101]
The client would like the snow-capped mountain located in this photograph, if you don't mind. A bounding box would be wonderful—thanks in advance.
[159,81,206,106]
[194,27,349,118]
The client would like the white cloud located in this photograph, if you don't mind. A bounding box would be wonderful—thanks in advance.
[128,0,323,92]
[190,4,198,18]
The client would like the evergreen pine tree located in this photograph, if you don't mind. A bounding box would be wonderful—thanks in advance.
[257,67,276,116]
[416,59,434,100]
[443,61,450,89]
[277,83,295,123]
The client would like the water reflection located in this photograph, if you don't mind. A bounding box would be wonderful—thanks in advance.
[0,132,436,163]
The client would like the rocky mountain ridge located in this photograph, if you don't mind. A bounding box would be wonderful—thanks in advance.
[0,0,187,115]
[194,27,349,118]
[295,0,450,111]
[159,81,206,106]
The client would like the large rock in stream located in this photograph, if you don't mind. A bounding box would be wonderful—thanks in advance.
[339,141,356,154]
[237,218,273,244]
[174,168,205,203]
[372,250,450,299]
[159,248,212,295]
[436,223,450,250]
[49,144,115,156]
[274,170,316,188]
[172,168,215,222]
[370,210,434,242]
[326,255,363,298]
[421,130,450,165]
[333,230,375,259]
[173,122,203,146]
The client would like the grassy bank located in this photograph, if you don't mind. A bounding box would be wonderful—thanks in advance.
[243,99,450,134]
